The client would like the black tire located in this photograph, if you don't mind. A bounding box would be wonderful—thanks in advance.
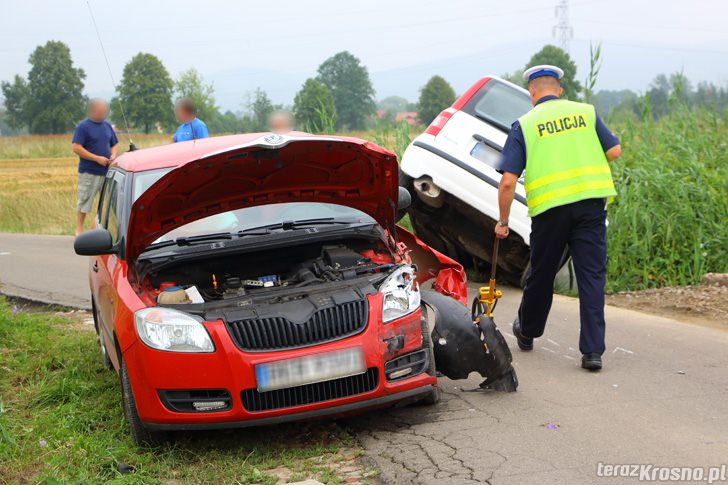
[120,359,166,446]
[519,248,572,289]
[417,307,441,405]
[519,260,531,289]
[91,298,113,370]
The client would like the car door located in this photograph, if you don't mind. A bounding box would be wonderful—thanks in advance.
[94,171,125,367]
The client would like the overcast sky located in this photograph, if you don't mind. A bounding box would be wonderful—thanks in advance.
[2,0,727,110]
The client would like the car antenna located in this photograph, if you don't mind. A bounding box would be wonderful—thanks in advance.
[86,1,137,152]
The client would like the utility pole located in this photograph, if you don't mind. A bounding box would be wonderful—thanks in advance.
[553,0,574,52]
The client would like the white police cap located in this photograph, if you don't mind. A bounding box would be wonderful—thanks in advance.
[523,65,564,81]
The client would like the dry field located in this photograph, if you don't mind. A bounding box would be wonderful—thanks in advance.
[0,131,397,235]
[0,134,172,234]
[0,157,80,234]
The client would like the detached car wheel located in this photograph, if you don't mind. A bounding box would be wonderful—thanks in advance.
[91,298,113,370]
[121,359,166,446]
[417,307,441,405]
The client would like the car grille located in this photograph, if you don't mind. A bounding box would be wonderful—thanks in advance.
[241,368,379,412]
[226,299,368,351]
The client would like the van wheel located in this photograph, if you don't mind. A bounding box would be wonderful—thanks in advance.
[91,298,113,370]
[120,359,166,446]
[417,308,441,405]
[519,261,531,289]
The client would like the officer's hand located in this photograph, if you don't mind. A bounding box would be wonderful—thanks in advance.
[494,224,509,239]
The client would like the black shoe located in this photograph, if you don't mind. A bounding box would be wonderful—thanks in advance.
[581,353,602,371]
[512,317,533,351]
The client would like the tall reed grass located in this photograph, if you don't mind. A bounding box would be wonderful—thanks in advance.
[606,107,728,290]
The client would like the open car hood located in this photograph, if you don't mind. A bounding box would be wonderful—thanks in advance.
[126,134,398,261]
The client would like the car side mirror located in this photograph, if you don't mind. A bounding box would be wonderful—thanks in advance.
[398,186,412,210]
[74,228,115,256]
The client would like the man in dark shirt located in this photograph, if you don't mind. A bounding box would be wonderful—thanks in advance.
[72,99,118,236]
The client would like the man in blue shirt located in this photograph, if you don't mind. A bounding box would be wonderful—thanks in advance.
[72,98,118,236]
[172,98,209,143]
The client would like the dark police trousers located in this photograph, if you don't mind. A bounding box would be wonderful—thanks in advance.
[519,198,607,354]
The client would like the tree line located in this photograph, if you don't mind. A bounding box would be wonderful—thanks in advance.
[2,41,727,136]
[0,42,379,135]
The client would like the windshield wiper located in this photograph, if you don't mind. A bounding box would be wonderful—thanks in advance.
[174,232,233,246]
[239,218,354,234]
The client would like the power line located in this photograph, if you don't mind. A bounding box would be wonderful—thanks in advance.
[553,0,574,52]
[86,1,136,151]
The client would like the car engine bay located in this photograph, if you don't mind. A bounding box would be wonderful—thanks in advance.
[143,240,399,306]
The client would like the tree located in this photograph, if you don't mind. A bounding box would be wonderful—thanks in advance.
[293,78,336,133]
[175,68,218,123]
[208,110,241,134]
[524,45,582,100]
[417,75,456,125]
[316,51,375,130]
[248,88,275,131]
[378,96,410,114]
[113,53,174,133]
[501,69,525,88]
[7,41,87,134]
[0,75,29,130]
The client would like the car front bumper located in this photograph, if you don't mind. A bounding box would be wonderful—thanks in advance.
[123,297,437,430]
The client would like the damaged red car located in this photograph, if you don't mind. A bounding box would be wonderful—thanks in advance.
[74,133,517,445]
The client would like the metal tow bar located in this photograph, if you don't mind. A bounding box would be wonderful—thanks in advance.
[472,238,503,321]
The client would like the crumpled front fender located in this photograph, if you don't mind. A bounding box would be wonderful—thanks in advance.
[421,290,518,392]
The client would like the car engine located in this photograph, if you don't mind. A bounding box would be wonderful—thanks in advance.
[147,242,396,305]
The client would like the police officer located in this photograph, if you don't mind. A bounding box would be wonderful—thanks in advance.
[495,65,622,371]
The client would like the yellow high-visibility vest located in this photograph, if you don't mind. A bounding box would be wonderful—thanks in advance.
[519,99,616,217]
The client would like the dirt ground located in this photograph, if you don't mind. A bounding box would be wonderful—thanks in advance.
[606,273,728,326]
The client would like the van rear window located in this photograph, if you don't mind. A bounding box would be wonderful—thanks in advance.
[462,80,532,132]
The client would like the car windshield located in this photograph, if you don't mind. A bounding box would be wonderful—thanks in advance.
[155,203,374,243]
[463,80,532,131]
[131,168,375,244]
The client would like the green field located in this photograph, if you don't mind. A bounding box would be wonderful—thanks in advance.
[0,113,726,291]
[604,108,728,291]
[0,299,373,484]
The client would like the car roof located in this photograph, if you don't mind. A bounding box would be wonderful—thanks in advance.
[114,131,369,172]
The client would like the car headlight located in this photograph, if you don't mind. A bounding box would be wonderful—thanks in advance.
[134,308,214,353]
[380,265,420,323]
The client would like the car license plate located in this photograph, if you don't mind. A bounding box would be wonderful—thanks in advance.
[255,347,366,393]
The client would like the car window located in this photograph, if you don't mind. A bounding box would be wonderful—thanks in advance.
[98,176,113,228]
[104,177,121,243]
[463,80,532,132]
[133,167,173,201]
[154,202,375,243]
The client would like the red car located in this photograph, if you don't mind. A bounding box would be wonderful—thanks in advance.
[74,133,516,445]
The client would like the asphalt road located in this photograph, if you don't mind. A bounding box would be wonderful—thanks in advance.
[0,232,90,309]
[1,232,727,484]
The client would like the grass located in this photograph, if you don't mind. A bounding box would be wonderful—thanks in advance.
[0,133,172,160]
[2,110,724,291]
[0,127,415,236]
[0,299,368,484]
[605,107,728,291]
[0,157,81,234]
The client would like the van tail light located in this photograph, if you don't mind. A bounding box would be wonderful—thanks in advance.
[424,108,456,136]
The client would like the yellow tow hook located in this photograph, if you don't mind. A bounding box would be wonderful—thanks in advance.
[472,239,503,353]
